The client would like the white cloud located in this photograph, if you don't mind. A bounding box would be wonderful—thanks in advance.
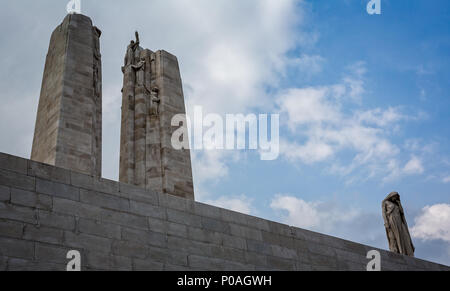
[204,195,253,215]
[276,62,428,182]
[403,156,425,175]
[270,194,359,232]
[291,54,325,76]
[443,176,450,184]
[277,87,340,128]
[411,204,450,242]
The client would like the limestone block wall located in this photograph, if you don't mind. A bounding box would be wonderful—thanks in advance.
[31,14,102,177]
[0,152,448,271]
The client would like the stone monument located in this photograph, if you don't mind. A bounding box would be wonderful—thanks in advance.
[382,192,415,257]
[119,32,194,200]
[31,14,102,177]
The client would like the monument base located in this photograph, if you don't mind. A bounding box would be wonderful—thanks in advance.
[0,152,448,271]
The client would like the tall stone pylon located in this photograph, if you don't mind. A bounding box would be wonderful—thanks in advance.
[119,32,194,200]
[31,14,102,177]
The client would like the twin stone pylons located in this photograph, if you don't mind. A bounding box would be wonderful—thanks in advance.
[31,14,194,200]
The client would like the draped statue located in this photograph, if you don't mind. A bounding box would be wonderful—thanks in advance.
[382,192,415,256]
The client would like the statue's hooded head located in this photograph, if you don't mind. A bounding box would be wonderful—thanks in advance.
[383,192,402,207]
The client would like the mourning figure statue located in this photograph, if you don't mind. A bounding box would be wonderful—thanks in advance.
[382,192,415,257]
[149,87,160,117]
[131,57,146,86]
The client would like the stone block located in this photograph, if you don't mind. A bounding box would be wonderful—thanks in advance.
[27,160,71,184]
[229,224,262,241]
[36,178,79,201]
[167,236,216,257]
[245,251,267,266]
[167,208,202,228]
[334,248,366,265]
[86,252,132,271]
[0,202,37,224]
[0,256,7,271]
[221,208,248,226]
[246,239,273,256]
[0,153,28,174]
[23,225,64,244]
[129,200,165,219]
[159,193,194,212]
[194,202,222,220]
[164,264,192,271]
[201,217,230,234]
[147,217,167,234]
[78,218,121,239]
[7,258,65,271]
[246,216,271,232]
[119,182,158,205]
[80,189,129,211]
[0,219,23,238]
[266,256,296,270]
[306,241,336,257]
[309,253,338,268]
[35,243,74,265]
[0,237,34,259]
[111,240,149,259]
[0,185,10,202]
[133,258,164,271]
[0,169,35,191]
[11,188,52,210]
[222,233,247,250]
[145,245,188,267]
[271,245,297,260]
[188,255,226,270]
[187,227,223,245]
[53,198,148,229]
[37,210,75,230]
[64,231,112,253]
[167,221,188,238]
[121,227,167,248]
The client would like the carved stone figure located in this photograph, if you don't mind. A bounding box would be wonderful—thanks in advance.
[132,57,146,86]
[120,33,194,200]
[149,87,160,117]
[382,192,415,256]
[124,31,140,67]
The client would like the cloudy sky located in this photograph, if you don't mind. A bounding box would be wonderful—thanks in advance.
[0,0,449,265]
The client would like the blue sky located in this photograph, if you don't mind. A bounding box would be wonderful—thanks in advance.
[0,0,449,265]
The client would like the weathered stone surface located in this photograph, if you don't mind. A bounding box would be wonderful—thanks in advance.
[37,210,75,231]
[0,169,35,191]
[0,153,28,174]
[0,202,37,224]
[0,153,448,271]
[31,14,102,177]
[11,188,52,210]
[382,192,415,256]
[36,178,79,201]
[0,220,24,239]
[23,225,64,245]
[0,237,34,259]
[0,185,10,202]
[27,160,71,184]
[119,35,194,200]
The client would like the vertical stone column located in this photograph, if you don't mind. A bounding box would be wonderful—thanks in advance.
[119,34,194,200]
[31,14,102,177]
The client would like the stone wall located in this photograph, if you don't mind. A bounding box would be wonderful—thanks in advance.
[0,152,448,271]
